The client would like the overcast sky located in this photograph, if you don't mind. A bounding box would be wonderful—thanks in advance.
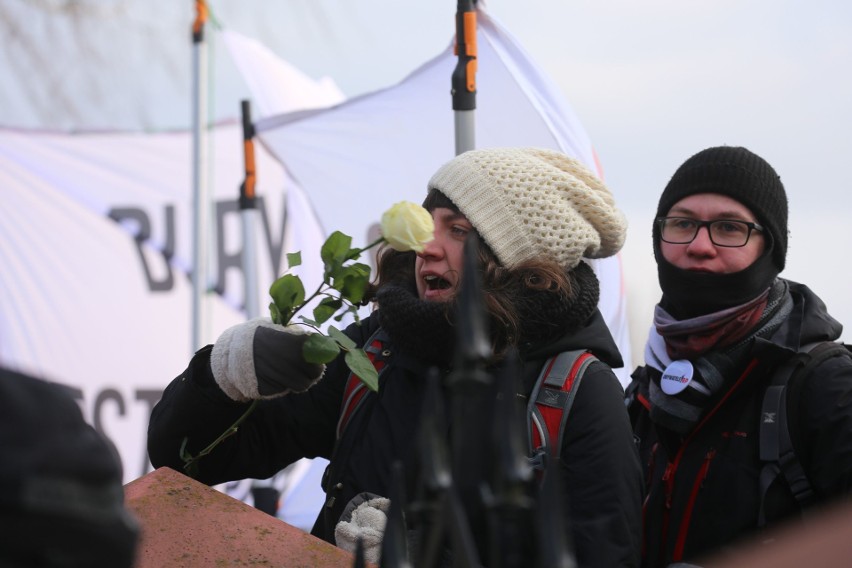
[5,0,849,211]
[2,0,849,343]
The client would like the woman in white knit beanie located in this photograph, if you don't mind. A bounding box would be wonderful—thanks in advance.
[357,147,642,566]
[149,147,642,568]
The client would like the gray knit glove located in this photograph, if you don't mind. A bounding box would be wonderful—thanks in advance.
[334,493,390,565]
[210,318,325,402]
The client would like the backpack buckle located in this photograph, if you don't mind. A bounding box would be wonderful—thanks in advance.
[528,448,549,471]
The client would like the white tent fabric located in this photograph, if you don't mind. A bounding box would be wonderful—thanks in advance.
[221,30,346,118]
[246,6,633,382]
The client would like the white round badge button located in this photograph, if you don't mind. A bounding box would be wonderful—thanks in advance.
[660,360,694,395]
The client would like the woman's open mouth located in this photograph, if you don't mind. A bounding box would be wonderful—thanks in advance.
[421,273,455,301]
[424,274,452,291]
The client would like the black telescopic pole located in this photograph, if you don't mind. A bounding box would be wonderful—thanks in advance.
[239,100,260,319]
[452,0,478,155]
[239,100,280,514]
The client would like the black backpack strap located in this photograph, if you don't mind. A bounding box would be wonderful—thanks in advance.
[758,381,810,526]
[321,328,392,513]
[757,341,851,526]
[623,376,640,408]
[335,327,391,439]
[527,349,597,469]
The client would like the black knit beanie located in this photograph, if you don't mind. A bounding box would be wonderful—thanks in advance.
[654,146,788,271]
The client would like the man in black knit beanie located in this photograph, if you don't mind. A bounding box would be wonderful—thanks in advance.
[627,145,852,567]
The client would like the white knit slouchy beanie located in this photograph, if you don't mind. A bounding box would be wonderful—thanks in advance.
[427,147,627,270]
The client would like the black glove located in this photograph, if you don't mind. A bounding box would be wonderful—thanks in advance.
[210,318,325,402]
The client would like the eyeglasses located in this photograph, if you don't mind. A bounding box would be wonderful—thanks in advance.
[656,217,764,247]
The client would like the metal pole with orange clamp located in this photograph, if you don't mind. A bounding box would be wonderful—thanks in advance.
[191,0,210,351]
[452,0,478,155]
[239,99,260,320]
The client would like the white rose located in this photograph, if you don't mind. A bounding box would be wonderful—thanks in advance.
[380,201,434,253]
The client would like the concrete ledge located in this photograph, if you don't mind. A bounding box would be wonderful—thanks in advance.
[125,467,356,568]
[704,498,852,568]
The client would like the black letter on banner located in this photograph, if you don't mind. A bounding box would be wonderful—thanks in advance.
[215,199,243,296]
[109,206,175,292]
[135,389,163,477]
[258,195,287,278]
[93,388,125,440]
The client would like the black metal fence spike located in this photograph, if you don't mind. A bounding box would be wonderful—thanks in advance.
[485,348,536,567]
[447,231,494,554]
[492,348,533,492]
[353,534,366,568]
[418,367,452,495]
[445,486,484,568]
[381,461,412,568]
[535,465,577,568]
[410,368,453,567]
[455,232,491,367]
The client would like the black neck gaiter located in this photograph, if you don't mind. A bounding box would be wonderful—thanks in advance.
[655,244,780,320]
[376,284,456,367]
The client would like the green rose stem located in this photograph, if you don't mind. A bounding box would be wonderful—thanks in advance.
[180,400,258,477]
[180,236,387,475]
[280,236,385,327]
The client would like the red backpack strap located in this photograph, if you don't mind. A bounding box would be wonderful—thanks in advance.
[335,328,391,439]
[527,349,597,464]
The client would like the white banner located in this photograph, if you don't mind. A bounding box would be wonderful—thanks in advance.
[0,124,325,485]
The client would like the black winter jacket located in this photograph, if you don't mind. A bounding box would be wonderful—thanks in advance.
[148,308,642,567]
[627,281,852,567]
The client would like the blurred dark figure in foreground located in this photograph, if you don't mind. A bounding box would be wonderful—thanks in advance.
[0,367,138,567]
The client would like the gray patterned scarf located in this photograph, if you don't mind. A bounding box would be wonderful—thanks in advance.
[645,279,792,434]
